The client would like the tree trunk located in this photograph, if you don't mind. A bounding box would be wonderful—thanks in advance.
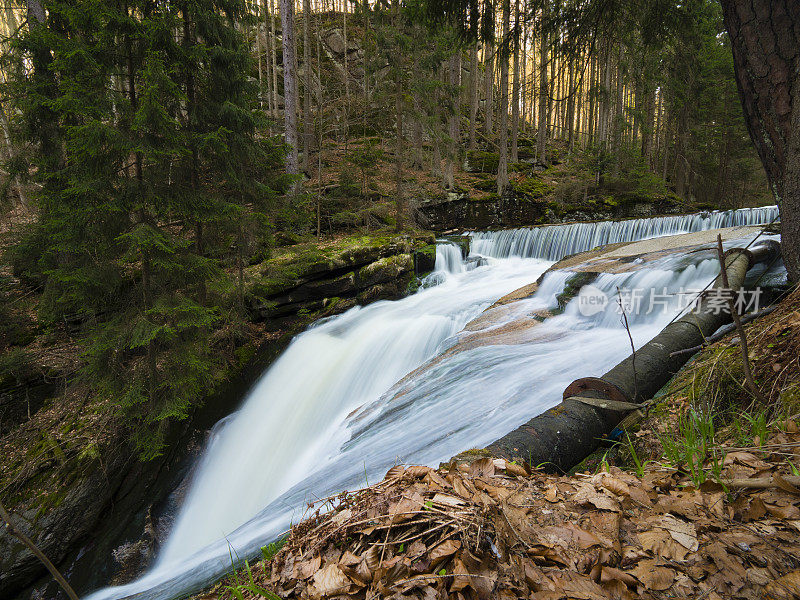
[496,0,510,195]
[721,0,800,280]
[484,46,494,137]
[281,0,299,175]
[393,0,405,231]
[510,0,520,163]
[270,0,279,121]
[303,0,313,172]
[469,44,479,150]
[566,55,575,149]
[535,10,548,163]
[444,53,460,189]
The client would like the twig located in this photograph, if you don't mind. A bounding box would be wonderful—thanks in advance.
[716,235,768,404]
[725,475,800,490]
[390,572,498,588]
[669,306,777,357]
[616,286,638,401]
[0,501,80,600]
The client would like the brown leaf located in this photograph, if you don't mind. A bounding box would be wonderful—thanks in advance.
[544,484,559,503]
[653,514,698,552]
[294,555,322,580]
[432,492,466,507]
[596,473,631,498]
[449,558,472,593]
[364,546,380,572]
[765,502,800,520]
[505,461,528,477]
[600,566,638,587]
[574,484,621,512]
[310,564,351,596]
[470,457,496,478]
[405,465,431,479]
[763,570,800,600]
[636,530,688,561]
[629,559,675,591]
[385,465,405,480]
[430,539,461,566]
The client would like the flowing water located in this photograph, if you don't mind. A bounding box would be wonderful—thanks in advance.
[88,207,779,600]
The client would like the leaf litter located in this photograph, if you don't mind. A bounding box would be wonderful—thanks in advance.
[198,425,800,600]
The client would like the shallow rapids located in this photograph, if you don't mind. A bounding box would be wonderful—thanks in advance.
[87,207,778,600]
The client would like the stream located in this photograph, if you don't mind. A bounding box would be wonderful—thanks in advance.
[87,206,779,600]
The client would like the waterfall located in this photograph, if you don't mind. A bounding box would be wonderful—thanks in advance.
[86,206,779,600]
[434,242,466,274]
[469,205,779,260]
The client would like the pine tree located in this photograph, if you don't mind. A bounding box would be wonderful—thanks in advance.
[7,0,286,458]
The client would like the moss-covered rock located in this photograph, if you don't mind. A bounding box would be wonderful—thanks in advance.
[465,150,499,173]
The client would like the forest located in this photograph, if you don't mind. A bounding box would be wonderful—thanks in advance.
[1,1,799,600]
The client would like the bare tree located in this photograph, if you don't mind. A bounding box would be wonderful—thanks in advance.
[497,0,510,194]
[281,0,299,175]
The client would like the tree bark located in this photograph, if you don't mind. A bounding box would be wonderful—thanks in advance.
[469,44,479,150]
[445,53,460,189]
[270,0,279,118]
[496,0,510,195]
[720,0,800,280]
[484,45,494,137]
[280,0,299,175]
[393,0,405,231]
[510,0,520,163]
[303,0,313,172]
[535,8,548,163]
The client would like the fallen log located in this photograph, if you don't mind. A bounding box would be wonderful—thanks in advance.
[485,240,781,472]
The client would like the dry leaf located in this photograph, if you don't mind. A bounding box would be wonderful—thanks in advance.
[596,473,631,498]
[310,564,351,596]
[432,492,466,507]
[430,539,461,566]
[544,485,559,503]
[654,514,698,552]
[384,465,404,480]
[405,465,431,479]
[364,546,380,572]
[449,558,472,592]
[505,461,528,477]
[637,529,688,561]
[294,555,321,580]
[470,457,495,478]
[629,559,675,590]
[574,484,621,512]
[763,570,800,600]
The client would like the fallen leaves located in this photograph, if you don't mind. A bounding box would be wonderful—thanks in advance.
[209,427,800,600]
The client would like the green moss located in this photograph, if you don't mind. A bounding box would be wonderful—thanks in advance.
[553,272,598,314]
[473,176,496,192]
[466,150,499,173]
[511,177,554,200]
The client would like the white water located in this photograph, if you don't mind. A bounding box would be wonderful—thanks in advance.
[88,207,778,600]
[469,205,779,260]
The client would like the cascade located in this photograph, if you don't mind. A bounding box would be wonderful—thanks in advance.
[469,206,779,260]
[86,207,780,600]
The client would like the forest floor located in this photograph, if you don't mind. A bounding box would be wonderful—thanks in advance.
[198,286,800,600]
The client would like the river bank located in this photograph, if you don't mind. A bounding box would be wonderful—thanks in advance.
[0,229,435,600]
[199,285,800,600]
